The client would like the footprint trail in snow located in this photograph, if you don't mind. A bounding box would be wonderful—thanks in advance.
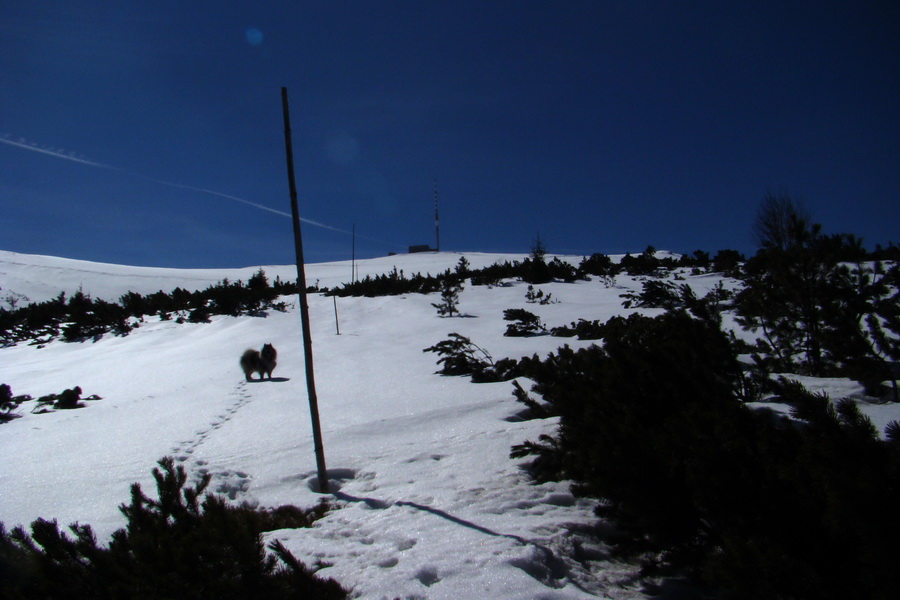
[169,381,255,502]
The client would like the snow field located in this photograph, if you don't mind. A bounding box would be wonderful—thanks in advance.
[3,249,898,598]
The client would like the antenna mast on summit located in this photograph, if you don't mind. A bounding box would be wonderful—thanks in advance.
[434,180,440,252]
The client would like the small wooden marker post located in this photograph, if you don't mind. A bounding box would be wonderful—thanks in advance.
[281,87,329,493]
[333,296,341,336]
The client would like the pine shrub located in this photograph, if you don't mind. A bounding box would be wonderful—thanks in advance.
[577,253,620,278]
[525,285,555,305]
[503,308,546,337]
[423,334,521,383]
[431,274,463,317]
[736,197,899,393]
[546,257,579,282]
[187,305,211,323]
[0,384,31,423]
[550,319,605,340]
[1,270,296,347]
[710,249,745,277]
[511,311,900,599]
[32,386,99,413]
[616,246,682,276]
[619,280,681,310]
[423,333,493,376]
[469,260,521,286]
[0,457,348,599]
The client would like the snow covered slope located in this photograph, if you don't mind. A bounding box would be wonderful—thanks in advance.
[0,249,532,305]
[1,250,897,599]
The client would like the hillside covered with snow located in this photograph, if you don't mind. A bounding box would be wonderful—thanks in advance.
[2,249,898,599]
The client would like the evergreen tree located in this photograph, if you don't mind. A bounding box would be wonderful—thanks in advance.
[710,248,744,276]
[525,285,554,304]
[248,268,269,293]
[432,273,463,317]
[578,253,619,278]
[522,235,552,284]
[619,246,662,276]
[737,194,898,389]
[454,256,470,278]
[822,259,900,400]
[737,196,838,376]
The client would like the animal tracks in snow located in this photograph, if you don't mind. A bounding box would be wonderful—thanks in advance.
[291,464,590,592]
[168,381,257,503]
[164,386,630,596]
[170,381,252,459]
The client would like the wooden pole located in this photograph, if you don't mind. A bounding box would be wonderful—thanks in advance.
[434,180,440,252]
[281,87,329,494]
[333,296,341,336]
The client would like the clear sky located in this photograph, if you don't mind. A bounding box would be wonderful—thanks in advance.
[2,1,898,268]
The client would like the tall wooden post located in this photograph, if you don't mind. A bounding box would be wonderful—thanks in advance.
[281,87,329,493]
[434,180,440,252]
[351,223,356,284]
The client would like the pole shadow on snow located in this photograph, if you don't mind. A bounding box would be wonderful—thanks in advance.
[307,471,514,538]
[306,470,695,596]
[332,488,700,598]
[332,489,529,544]
[322,484,575,590]
[331,490,697,597]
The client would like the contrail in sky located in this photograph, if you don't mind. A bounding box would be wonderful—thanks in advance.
[0,135,111,168]
[133,173,353,235]
[1,133,375,241]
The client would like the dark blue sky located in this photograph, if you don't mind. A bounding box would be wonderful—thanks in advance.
[2,2,898,268]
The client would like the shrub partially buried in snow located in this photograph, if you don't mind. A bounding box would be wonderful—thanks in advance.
[0,457,348,599]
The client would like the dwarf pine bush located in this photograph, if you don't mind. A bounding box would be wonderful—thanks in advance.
[423,333,493,376]
[503,308,545,337]
[0,457,348,600]
[511,310,900,599]
[0,384,31,423]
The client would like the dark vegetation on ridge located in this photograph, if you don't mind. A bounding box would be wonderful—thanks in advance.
[0,269,298,347]
[1,244,749,347]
